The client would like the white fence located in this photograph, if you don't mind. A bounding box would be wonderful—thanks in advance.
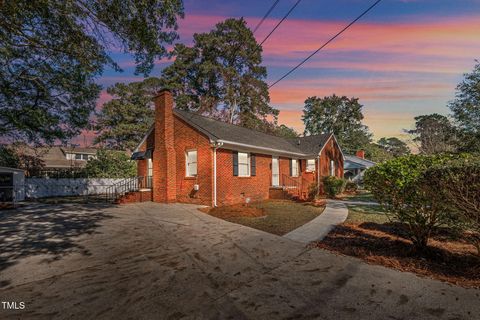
[25,178,125,198]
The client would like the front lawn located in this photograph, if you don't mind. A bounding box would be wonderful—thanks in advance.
[346,204,390,224]
[341,191,376,203]
[202,200,324,235]
[315,204,480,288]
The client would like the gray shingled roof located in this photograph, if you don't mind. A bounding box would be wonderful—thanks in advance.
[174,109,332,156]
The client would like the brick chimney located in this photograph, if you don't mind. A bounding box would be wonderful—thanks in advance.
[356,150,365,159]
[152,89,177,203]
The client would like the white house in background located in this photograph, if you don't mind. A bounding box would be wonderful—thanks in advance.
[0,166,25,205]
[344,150,376,183]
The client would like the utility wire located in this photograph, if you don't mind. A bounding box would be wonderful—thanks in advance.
[268,0,383,88]
[260,0,302,45]
[253,0,281,34]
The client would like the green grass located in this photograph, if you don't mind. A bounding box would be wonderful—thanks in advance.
[223,200,325,236]
[346,204,391,224]
[343,191,376,203]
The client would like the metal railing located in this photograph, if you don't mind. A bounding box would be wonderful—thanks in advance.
[279,175,313,200]
[281,174,301,197]
[105,176,152,203]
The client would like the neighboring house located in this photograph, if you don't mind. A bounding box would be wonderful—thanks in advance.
[130,89,344,207]
[4,145,99,172]
[39,147,98,171]
[344,150,376,183]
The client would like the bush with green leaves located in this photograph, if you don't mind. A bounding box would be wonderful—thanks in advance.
[364,154,466,250]
[344,181,358,194]
[323,176,346,198]
[424,156,480,255]
[83,150,136,178]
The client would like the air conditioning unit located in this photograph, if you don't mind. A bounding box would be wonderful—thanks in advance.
[193,184,200,191]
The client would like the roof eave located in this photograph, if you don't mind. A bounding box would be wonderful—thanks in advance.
[218,139,311,157]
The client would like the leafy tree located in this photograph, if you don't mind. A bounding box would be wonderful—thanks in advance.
[448,61,480,152]
[364,154,463,251]
[162,18,278,129]
[0,144,45,176]
[0,145,19,168]
[94,78,164,151]
[273,124,299,138]
[0,0,184,144]
[302,95,372,154]
[83,149,136,178]
[424,156,480,255]
[407,114,457,154]
[377,137,410,157]
[363,143,394,163]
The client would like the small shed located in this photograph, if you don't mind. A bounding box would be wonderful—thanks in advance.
[0,166,26,207]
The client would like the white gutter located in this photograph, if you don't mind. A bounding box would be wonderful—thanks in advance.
[217,139,309,157]
[212,142,223,207]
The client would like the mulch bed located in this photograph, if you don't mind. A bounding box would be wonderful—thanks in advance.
[199,204,265,219]
[313,222,480,288]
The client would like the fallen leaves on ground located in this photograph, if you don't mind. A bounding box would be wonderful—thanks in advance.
[313,222,480,288]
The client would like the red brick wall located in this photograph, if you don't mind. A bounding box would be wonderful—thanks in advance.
[173,117,213,205]
[152,91,177,203]
[318,136,344,193]
[216,149,272,206]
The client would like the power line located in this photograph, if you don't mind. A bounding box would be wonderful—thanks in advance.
[268,0,384,88]
[253,0,281,34]
[260,0,302,46]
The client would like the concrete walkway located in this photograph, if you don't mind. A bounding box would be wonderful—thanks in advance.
[283,200,348,243]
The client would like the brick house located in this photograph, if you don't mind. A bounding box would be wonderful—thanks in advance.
[129,89,344,206]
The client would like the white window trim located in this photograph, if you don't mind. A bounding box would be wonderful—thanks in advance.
[291,159,299,177]
[306,159,316,172]
[238,152,251,177]
[185,149,198,177]
[330,160,335,176]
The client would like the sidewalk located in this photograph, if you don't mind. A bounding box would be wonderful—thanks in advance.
[283,200,348,243]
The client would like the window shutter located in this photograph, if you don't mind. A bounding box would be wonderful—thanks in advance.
[233,151,238,176]
[289,159,292,176]
[299,160,302,173]
[251,154,256,176]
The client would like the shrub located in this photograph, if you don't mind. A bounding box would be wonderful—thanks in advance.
[83,149,136,178]
[424,156,480,255]
[323,176,346,198]
[307,182,319,200]
[364,154,465,251]
[344,181,358,194]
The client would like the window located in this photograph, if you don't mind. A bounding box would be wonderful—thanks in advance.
[73,153,93,160]
[238,152,250,177]
[186,150,197,177]
[330,160,335,176]
[291,159,299,177]
[147,158,153,177]
[306,159,315,172]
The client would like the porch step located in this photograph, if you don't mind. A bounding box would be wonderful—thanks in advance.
[269,187,307,201]
[116,190,152,204]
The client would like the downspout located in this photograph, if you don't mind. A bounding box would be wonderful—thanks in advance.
[317,153,321,195]
[212,141,223,207]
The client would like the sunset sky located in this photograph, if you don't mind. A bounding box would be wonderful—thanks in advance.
[91,0,480,145]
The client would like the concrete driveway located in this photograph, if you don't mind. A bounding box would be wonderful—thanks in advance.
[0,202,478,319]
